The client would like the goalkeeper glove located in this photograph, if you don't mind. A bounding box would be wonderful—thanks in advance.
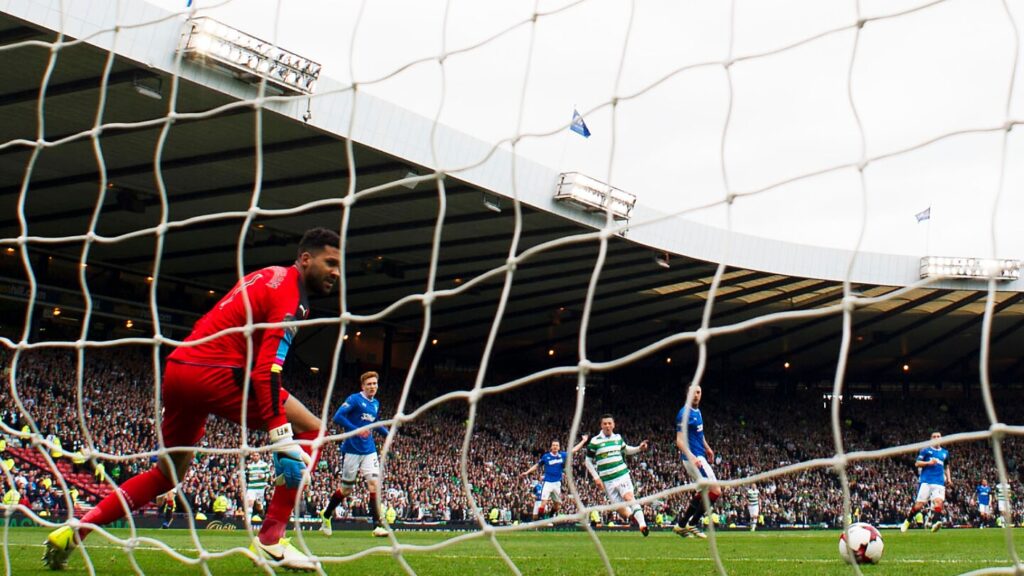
[269,424,311,489]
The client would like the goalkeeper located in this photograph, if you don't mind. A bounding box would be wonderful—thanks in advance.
[44,228,340,572]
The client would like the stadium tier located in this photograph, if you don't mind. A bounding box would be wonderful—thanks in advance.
[3,1,1024,574]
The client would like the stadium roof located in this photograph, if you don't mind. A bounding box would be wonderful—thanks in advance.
[2,2,1024,386]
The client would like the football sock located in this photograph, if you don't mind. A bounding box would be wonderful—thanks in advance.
[80,467,174,539]
[322,489,345,518]
[369,492,380,527]
[680,494,703,526]
[631,507,647,528]
[259,430,318,545]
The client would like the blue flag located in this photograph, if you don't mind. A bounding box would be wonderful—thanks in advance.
[570,109,591,138]
[915,207,931,223]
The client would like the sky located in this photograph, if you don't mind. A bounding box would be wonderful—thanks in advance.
[147,0,1024,259]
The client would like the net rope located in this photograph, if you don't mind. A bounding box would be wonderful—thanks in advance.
[0,0,1022,574]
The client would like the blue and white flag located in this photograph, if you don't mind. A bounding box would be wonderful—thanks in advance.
[915,207,931,223]
[570,109,591,138]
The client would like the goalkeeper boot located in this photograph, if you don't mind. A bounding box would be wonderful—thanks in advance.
[319,510,333,537]
[372,526,389,538]
[250,537,318,572]
[900,519,910,533]
[42,525,76,570]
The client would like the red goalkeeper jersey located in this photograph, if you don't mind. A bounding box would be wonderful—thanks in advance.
[169,264,309,430]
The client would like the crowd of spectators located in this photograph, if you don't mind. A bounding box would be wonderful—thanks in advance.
[3,348,1024,529]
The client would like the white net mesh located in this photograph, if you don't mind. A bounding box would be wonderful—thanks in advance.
[1,0,1023,574]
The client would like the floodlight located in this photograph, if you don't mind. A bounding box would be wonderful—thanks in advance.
[482,193,502,214]
[554,172,636,221]
[919,256,1020,281]
[179,17,321,95]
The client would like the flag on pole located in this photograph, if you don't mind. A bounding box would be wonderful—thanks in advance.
[570,109,591,138]
[915,207,931,223]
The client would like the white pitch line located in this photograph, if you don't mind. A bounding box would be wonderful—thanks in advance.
[15,544,1009,565]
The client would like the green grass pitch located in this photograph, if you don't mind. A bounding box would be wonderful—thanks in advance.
[5,527,1023,575]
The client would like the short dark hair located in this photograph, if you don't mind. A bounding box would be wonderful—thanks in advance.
[297,227,339,257]
[600,413,614,421]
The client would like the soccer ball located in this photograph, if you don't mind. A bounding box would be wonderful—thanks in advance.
[838,523,884,564]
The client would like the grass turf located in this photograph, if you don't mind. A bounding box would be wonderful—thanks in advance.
[5,526,1023,575]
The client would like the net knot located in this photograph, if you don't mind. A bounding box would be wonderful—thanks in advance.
[842,295,857,312]
[577,359,592,375]
[505,256,517,272]
[422,291,435,307]
[695,328,710,345]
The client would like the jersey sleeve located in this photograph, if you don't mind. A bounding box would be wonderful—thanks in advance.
[332,397,358,431]
[675,409,684,432]
[251,275,300,431]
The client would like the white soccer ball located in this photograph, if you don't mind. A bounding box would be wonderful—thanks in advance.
[838,523,884,564]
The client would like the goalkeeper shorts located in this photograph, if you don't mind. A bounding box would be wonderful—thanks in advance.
[161,360,291,447]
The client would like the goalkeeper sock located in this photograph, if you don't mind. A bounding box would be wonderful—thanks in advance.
[80,467,174,538]
[323,489,345,518]
[259,430,318,545]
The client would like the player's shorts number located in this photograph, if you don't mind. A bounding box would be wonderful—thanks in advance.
[915,482,945,503]
[342,452,380,484]
[541,481,562,503]
[603,475,635,504]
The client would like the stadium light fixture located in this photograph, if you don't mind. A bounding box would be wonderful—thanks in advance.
[132,73,163,100]
[902,363,910,373]
[309,367,319,374]
[783,361,790,370]
[179,17,321,95]
[554,172,636,222]
[52,307,61,317]
[482,193,502,214]
[919,256,1020,281]
[654,252,670,269]
[125,319,134,329]
[401,171,420,190]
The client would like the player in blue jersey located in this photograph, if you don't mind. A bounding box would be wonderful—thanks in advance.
[901,431,951,533]
[530,481,544,521]
[975,479,993,528]
[520,436,589,519]
[672,384,720,539]
[319,371,391,537]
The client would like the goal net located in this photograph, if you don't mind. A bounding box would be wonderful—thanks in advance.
[1,0,1022,574]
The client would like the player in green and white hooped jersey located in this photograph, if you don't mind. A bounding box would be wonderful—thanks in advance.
[584,414,650,537]
[244,453,271,523]
[996,481,1013,525]
[745,485,760,532]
